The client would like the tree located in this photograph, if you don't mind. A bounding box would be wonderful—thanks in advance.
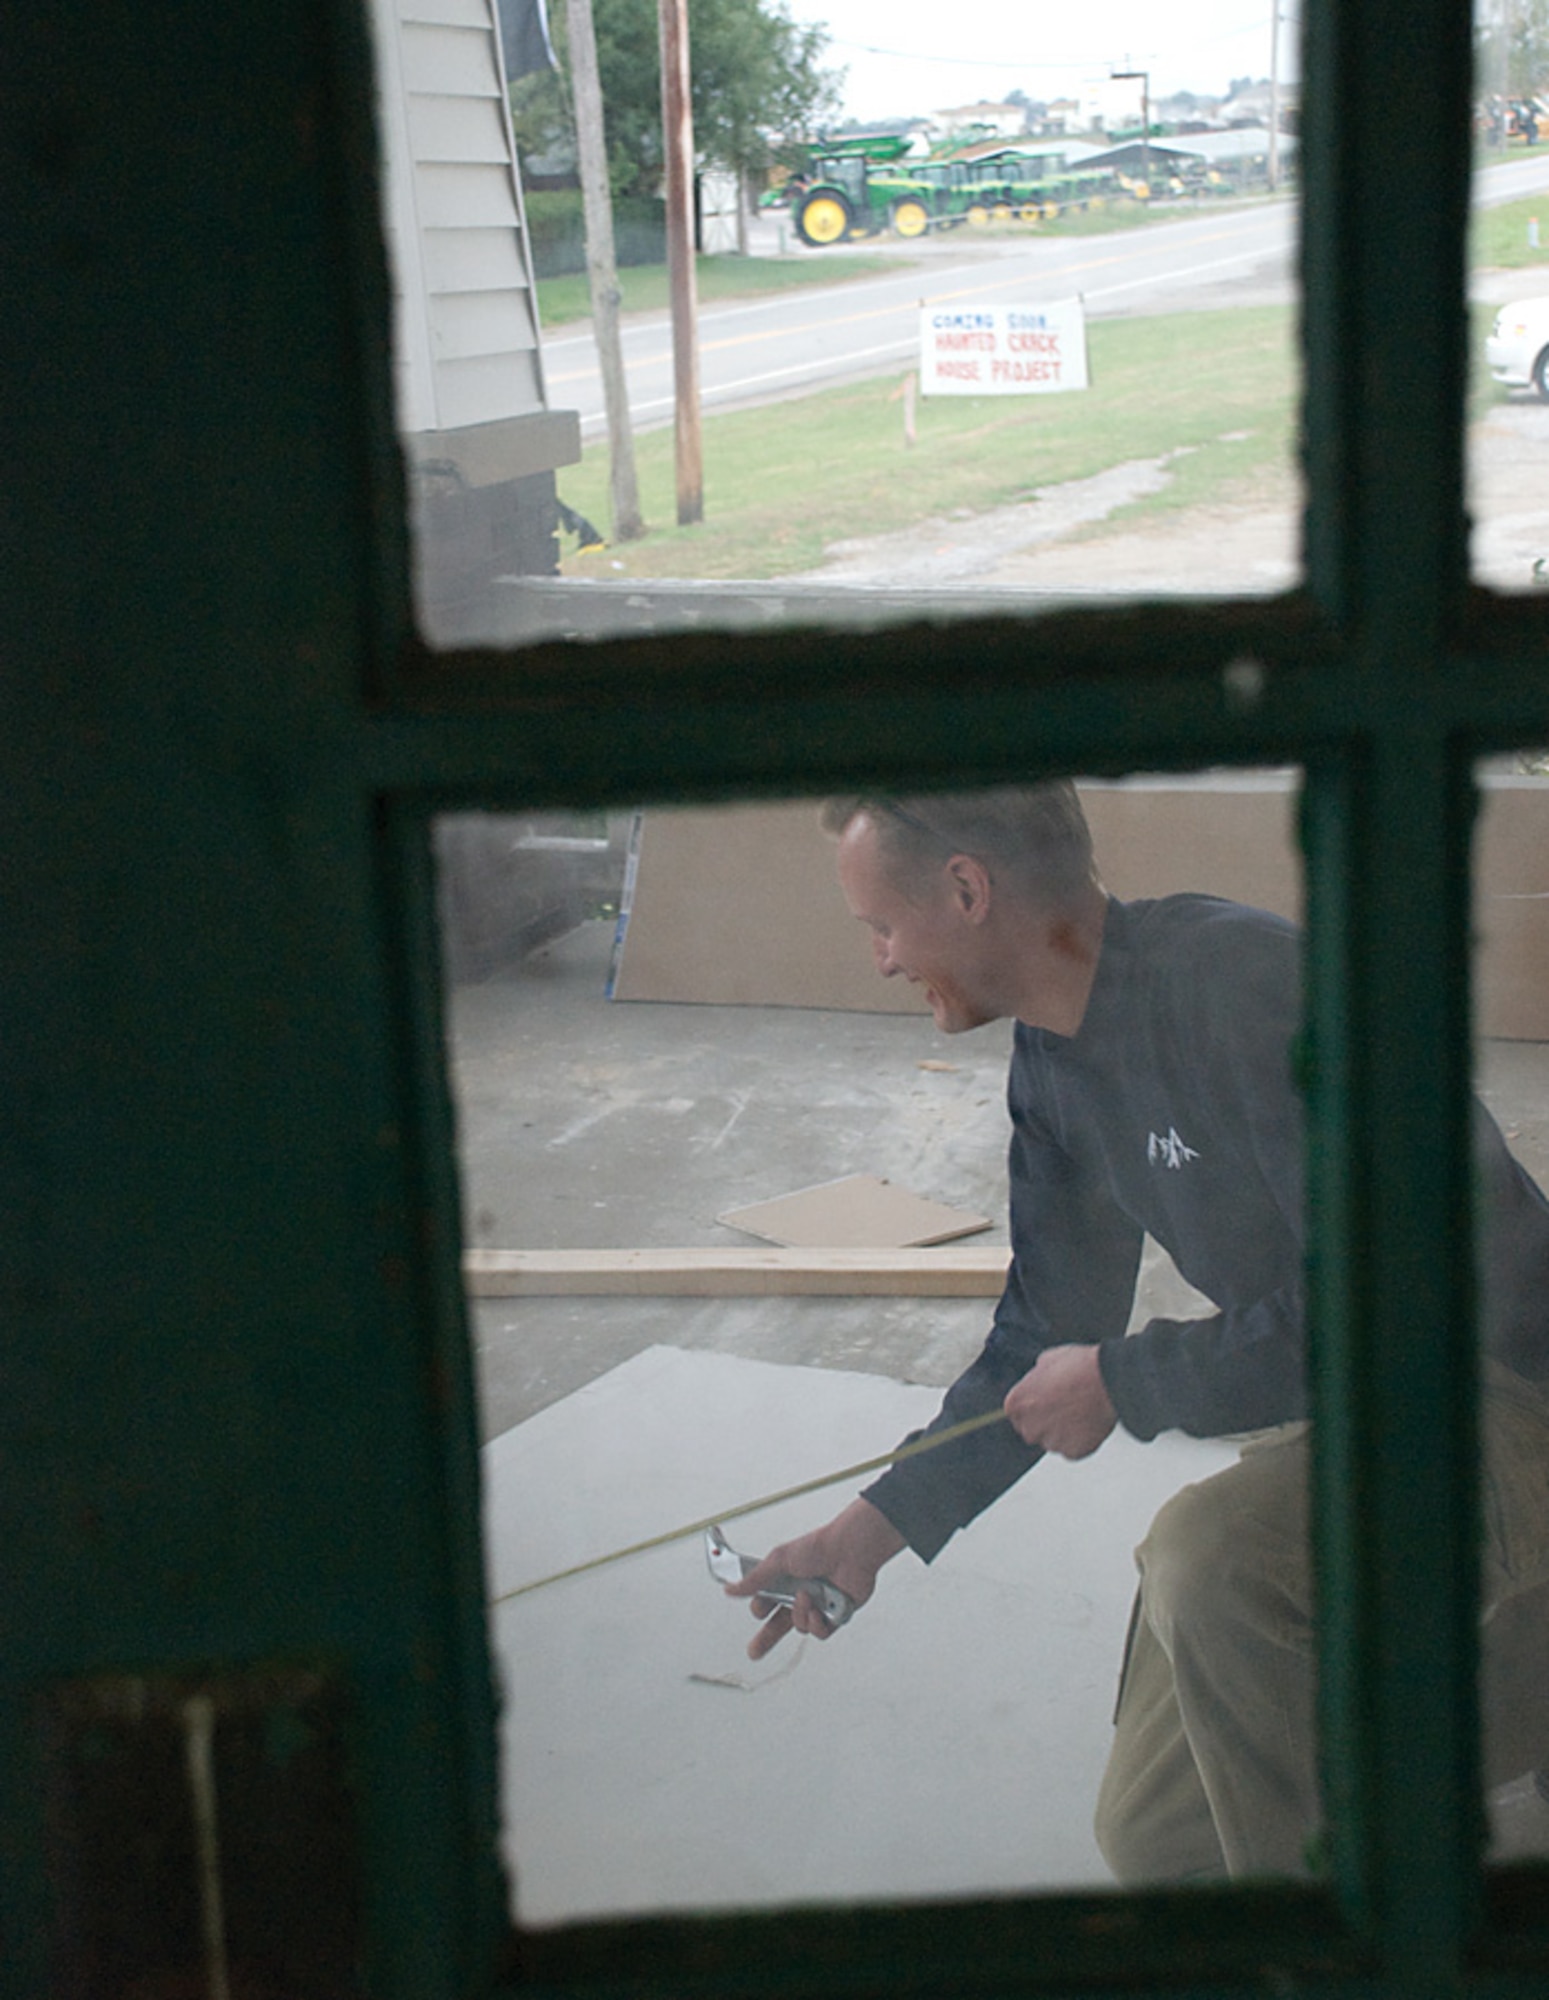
[1476,0,1549,102]
[510,0,841,199]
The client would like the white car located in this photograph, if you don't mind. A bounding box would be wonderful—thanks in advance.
[1486,296,1549,397]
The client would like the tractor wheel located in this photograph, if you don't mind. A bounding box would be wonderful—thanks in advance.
[891,197,930,238]
[796,189,853,246]
[967,203,991,227]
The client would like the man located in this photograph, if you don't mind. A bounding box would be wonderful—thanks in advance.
[727,784,1549,1881]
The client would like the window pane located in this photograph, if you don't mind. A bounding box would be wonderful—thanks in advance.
[435,772,1319,1924]
[1472,761,1549,1864]
[1469,31,1549,586]
[369,0,1304,648]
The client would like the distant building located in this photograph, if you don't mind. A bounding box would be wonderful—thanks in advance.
[1154,90,1225,131]
[1221,79,1299,127]
[1081,126,1298,190]
[929,101,1028,142]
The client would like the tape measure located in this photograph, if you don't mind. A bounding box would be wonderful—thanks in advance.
[491,1405,1010,1607]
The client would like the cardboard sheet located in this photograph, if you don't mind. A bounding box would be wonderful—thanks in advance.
[484,1345,1239,1925]
[603,782,1549,1037]
[609,800,917,1011]
[717,1173,991,1248]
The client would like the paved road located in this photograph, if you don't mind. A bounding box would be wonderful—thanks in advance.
[543,203,1296,436]
[542,156,1549,438]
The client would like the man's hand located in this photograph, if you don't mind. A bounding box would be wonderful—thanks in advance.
[1004,1344,1117,1459]
[724,1497,906,1661]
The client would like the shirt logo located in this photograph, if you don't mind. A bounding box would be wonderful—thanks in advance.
[1148,1127,1200,1169]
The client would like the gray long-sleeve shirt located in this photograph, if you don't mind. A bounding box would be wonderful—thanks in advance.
[865,893,1549,1563]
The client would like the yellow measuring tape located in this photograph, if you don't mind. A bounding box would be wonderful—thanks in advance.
[490,1405,1011,1607]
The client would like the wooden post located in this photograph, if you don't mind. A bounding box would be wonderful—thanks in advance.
[659,0,703,524]
[566,0,644,541]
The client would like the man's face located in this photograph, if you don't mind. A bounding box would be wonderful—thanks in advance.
[835,815,998,1035]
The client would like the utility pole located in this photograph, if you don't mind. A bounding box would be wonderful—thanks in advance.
[1268,0,1281,191]
[566,0,644,541]
[1111,68,1151,194]
[659,0,703,524]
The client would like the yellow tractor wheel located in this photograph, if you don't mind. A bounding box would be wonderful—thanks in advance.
[796,190,853,246]
[891,198,930,238]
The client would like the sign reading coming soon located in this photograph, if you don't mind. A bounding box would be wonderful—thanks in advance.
[919,299,1089,397]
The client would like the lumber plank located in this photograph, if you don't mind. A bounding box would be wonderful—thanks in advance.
[461,1246,1010,1298]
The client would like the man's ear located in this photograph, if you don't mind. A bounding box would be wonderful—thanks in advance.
[944,853,993,922]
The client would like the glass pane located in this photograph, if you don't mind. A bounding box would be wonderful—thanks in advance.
[435,770,1319,1924]
[1473,760,1549,1864]
[368,0,1304,647]
[1469,21,1549,585]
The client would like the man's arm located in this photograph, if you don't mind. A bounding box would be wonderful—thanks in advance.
[863,1063,1144,1561]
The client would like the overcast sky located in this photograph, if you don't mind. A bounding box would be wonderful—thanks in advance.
[787,0,1296,125]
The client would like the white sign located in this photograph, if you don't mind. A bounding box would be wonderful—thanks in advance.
[918,298,1089,397]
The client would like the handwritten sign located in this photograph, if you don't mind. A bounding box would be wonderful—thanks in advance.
[918,299,1088,397]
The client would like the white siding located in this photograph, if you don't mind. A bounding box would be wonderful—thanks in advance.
[371,0,548,439]
[436,350,546,428]
[414,161,521,230]
[422,228,529,294]
[409,92,512,164]
[401,0,490,25]
[401,20,504,96]
[430,289,540,361]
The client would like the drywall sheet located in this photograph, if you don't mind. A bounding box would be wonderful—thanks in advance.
[605,782,1549,1037]
[1080,774,1301,919]
[718,1173,990,1248]
[606,785,1305,1015]
[484,1345,1239,1925]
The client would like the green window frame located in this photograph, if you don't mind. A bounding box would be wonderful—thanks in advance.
[7,0,1549,1992]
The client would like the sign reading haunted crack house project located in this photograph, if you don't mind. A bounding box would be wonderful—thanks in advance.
[918,300,1089,397]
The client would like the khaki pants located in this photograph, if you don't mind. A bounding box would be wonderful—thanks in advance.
[1094,1369,1549,1882]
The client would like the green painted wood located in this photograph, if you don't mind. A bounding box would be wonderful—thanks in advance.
[6,0,1549,1990]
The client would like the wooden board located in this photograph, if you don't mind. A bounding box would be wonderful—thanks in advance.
[462,1246,1011,1297]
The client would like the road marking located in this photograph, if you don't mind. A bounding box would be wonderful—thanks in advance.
[548,223,1290,389]
[1080,243,1292,302]
[577,336,921,426]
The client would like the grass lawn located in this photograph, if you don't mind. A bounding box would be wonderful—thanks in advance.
[535,253,916,327]
[1473,193,1549,273]
[555,303,1298,581]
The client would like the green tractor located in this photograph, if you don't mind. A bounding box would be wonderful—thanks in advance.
[792,134,932,246]
[792,136,1119,246]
